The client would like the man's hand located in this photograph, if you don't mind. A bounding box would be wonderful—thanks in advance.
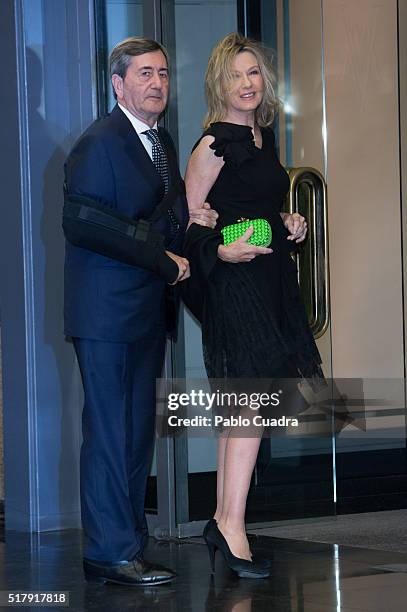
[281,212,308,243]
[217,226,272,263]
[188,202,219,229]
[166,251,190,284]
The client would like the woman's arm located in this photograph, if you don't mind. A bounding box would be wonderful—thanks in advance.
[185,136,272,263]
[185,136,221,229]
[185,135,224,213]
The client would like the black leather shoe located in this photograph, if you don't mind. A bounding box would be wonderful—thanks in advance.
[83,557,176,586]
[203,522,270,579]
[205,519,272,570]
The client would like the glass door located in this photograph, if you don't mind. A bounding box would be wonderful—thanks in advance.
[244,0,334,525]
[164,0,335,533]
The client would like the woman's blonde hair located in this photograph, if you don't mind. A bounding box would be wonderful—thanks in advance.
[203,33,279,129]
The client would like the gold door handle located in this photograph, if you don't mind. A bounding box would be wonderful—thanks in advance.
[285,167,329,338]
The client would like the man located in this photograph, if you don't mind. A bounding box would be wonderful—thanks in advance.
[64,37,216,586]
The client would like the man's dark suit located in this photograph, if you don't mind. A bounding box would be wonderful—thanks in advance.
[64,104,187,562]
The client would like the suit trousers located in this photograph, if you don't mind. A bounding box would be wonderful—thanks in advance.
[73,330,166,562]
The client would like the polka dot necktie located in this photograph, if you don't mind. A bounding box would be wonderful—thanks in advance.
[143,129,180,236]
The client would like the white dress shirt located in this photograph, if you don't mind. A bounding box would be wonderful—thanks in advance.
[118,103,157,160]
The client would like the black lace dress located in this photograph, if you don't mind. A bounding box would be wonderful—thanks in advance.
[183,122,324,390]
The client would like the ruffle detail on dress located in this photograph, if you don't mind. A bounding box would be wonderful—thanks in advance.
[207,122,256,168]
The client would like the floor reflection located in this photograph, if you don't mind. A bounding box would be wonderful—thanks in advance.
[1,529,407,611]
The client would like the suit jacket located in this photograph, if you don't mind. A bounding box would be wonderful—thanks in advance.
[64,104,188,341]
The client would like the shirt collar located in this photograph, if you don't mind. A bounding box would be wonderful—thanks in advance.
[118,103,158,134]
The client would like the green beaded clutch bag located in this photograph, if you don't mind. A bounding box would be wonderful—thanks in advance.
[221,218,272,247]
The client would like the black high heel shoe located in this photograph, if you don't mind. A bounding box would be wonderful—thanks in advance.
[203,519,272,570]
[203,518,216,540]
[203,521,270,579]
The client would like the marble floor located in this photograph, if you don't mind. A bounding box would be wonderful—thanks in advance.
[1,529,407,611]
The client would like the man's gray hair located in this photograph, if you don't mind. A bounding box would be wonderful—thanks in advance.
[109,37,169,99]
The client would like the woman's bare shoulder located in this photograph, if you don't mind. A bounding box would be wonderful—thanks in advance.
[190,134,222,168]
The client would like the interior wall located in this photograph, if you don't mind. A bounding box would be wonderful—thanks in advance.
[323,0,403,380]
[281,0,405,382]
[286,0,325,173]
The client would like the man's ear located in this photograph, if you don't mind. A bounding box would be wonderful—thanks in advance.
[111,74,123,100]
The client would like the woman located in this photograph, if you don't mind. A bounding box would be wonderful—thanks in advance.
[183,33,324,579]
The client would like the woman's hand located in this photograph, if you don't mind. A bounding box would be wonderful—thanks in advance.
[188,202,219,229]
[281,212,308,243]
[217,225,273,263]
